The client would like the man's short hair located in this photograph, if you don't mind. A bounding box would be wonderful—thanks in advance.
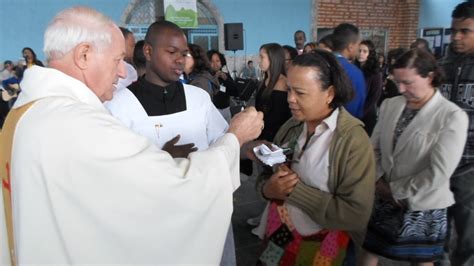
[133,40,146,69]
[332,23,360,52]
[144,20,183,46]
[248,60,253,64]
[294,30,306,43]
[294,30,306,37]
[452,0,474,19]
[282,45,298,60]
[119,27,133,39]
[3,60,12,66]
[318,34,335,51]
[410,38,430,51]
[43,6,115,60]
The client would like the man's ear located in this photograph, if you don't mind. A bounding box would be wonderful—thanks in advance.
[143,43,153,62]
[347,42,356,54]
[73,43,91,70]
[427,71,435,83]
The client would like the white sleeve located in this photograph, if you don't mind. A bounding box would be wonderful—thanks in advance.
[104,88,142,128]
[13,105,241,264]
[205,95,229,145]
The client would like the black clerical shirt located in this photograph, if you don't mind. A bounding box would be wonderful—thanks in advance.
[128,77,187,116]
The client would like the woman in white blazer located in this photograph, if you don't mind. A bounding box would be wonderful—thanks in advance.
[358,49,469,266]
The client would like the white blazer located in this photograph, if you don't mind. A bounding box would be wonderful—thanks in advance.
[372,90,468,211]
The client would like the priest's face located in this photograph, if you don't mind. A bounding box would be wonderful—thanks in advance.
[144,30,189,87]
[84,25,127,102]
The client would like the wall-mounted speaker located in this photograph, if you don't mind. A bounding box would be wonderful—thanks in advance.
[224,23,244,51]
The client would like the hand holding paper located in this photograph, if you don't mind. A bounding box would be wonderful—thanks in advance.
[253,144,287,166]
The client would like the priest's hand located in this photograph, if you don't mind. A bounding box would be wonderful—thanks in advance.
[262,164,299,200]
[228,107,264,146]
[163,135,198,158]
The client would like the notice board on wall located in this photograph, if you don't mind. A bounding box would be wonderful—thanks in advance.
[443,28,452,56]
[164,0,198,28]
[360,29,388,56]
[420,28,444,58]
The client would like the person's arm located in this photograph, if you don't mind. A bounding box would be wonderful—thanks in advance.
[190,76,214,97]
[286,128,376,232]
[389,109,468,200]
[255,164,275,199]
[205,92,229,144]
[255,118,300,197]
[371,100,387,180]
[372,72,384,106]
[221,72,239,97]
[15,102,258,264]
[260,91,291,141]
[104,88,137,128]
[344,70,367,119]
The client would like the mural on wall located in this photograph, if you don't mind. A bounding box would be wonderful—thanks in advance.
[443,28,451,56]
[164,0,198,28]
[419,28,450,58]
[120,0,253,76]
[121,0,220,51]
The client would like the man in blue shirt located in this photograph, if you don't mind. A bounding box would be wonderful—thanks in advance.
[332,23,366,119]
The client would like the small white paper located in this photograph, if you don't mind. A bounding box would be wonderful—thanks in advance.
[253,144,286,166]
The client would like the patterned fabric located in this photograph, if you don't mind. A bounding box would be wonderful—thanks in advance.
[259,202,350,265]
[363,196,447,262]
[439,53,474,168]
[393,107,419,149]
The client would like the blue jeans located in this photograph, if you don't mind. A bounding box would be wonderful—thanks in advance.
[449,165,474,266]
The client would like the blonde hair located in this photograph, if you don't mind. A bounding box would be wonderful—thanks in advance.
[44,6,115,60]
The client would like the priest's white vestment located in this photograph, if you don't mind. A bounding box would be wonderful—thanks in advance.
[0,66,240,265]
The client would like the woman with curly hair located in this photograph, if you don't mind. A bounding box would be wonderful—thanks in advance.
[186,44,220,98]
[206,50,239,122]
[355,40,383,135]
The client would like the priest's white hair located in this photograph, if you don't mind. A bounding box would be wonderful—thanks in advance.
[44,6,115,60]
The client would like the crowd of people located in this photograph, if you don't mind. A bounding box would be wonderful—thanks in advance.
[0,1,473,266]
[0,48,44,126]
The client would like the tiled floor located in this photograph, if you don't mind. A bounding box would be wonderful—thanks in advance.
[231,172,452,266]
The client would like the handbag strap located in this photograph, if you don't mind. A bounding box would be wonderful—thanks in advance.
[0,101,36,266]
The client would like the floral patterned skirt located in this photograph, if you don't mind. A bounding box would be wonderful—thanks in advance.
[259,201,351,266]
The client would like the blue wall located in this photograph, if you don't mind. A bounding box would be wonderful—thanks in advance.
[2,0,459,63]
[213,0,312,57]
[0,0,130,63]
[419,0,463,29]
[0,0,311,63]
